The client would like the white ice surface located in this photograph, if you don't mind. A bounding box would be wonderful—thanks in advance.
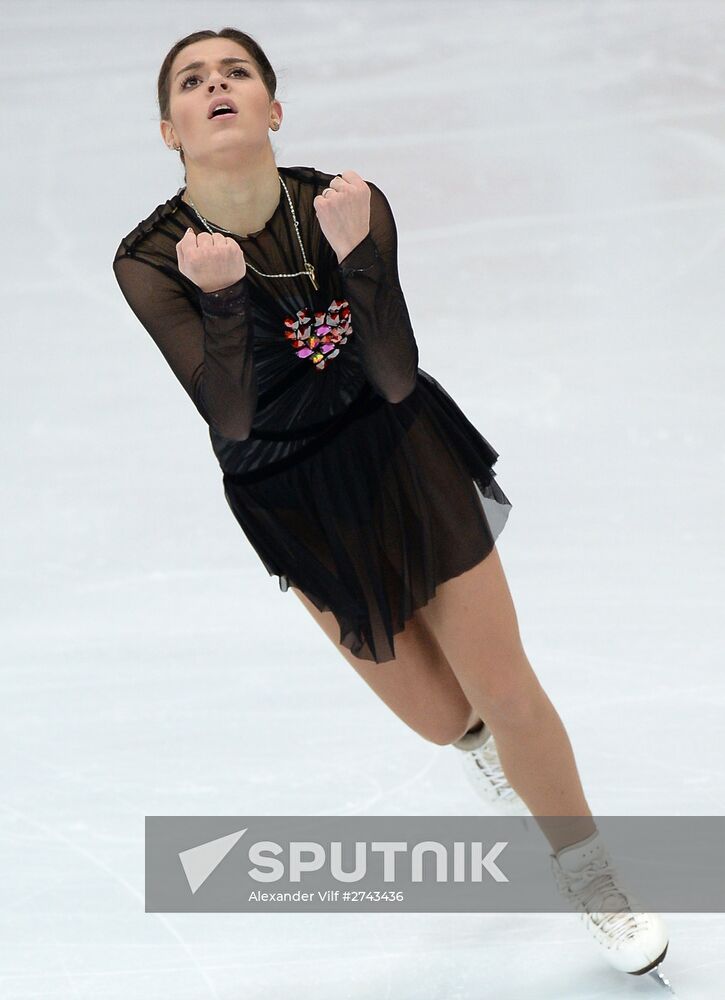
[2,1,723,997]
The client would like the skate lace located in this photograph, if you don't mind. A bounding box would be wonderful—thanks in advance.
[554,856,643,943]
[472,741,519,802]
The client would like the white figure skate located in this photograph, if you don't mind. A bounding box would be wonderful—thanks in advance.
[452,720,530,816]
[453,725,680,995]
[550,829,678,993]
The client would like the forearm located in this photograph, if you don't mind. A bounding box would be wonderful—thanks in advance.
[196,277,258,440]
[338,234,419,403]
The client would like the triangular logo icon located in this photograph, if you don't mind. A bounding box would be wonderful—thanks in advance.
[179,827,248,894]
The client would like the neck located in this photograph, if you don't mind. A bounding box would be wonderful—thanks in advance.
[181,144,280,237]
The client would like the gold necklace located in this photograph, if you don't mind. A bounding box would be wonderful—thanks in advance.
[185,173,319,291]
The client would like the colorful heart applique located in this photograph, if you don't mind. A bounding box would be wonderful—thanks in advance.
[283,299,353,371]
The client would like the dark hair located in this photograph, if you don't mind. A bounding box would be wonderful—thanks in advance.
[157,28,280,181]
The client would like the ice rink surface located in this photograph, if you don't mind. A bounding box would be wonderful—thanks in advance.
[2,1,723,996]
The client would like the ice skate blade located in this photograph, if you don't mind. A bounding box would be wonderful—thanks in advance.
[646,962,681,997]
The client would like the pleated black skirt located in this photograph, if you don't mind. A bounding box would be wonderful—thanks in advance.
[222,369,512,664]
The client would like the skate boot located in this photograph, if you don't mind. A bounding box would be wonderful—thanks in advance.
[452,720,530,816]
[550,828,671,982]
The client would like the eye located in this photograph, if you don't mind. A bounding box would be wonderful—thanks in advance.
[181,66,250,89]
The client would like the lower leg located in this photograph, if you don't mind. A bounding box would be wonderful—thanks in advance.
[464,665,597,854]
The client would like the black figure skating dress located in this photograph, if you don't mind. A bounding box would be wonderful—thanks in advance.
[112,165,512,663]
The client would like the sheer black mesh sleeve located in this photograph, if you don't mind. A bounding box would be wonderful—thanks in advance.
[337,181,419,404]
[112,258,257,441]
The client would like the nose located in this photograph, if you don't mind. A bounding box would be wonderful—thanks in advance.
[207,70,228,89]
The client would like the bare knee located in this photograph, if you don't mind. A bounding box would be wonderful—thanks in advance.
[411,707,480,747]
[477,651,546,726]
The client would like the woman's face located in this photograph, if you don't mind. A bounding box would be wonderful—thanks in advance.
[163,39,281,160]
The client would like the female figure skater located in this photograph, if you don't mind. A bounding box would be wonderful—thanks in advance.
[112,28,676,992]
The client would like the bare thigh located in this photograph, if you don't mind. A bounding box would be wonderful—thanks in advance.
[415,544,543,718]
[290,586,477,745]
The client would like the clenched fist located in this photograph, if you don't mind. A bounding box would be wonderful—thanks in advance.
[313,170,371,263]
[176,227,247,293]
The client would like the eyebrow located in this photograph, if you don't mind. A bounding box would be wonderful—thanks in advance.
[175,57,251,80]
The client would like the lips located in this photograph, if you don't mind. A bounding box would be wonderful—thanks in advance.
[207,96,238,119]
